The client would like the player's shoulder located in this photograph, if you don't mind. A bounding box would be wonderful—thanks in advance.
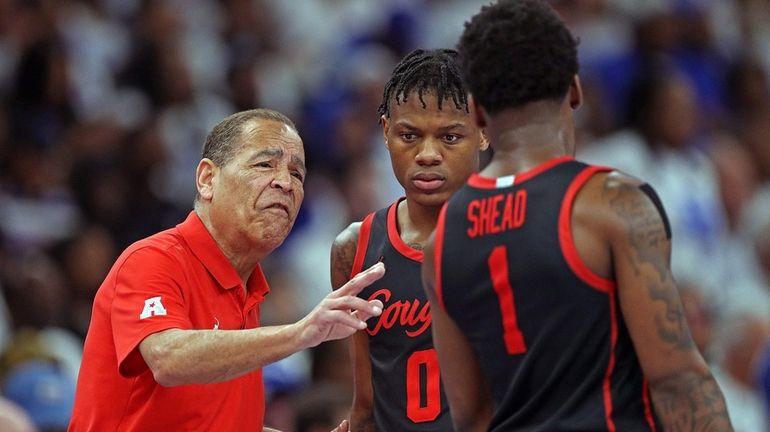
[579,168,668,236]
[577,168,644,198]
[333,221,363,252]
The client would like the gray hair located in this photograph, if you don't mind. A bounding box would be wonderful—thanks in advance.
[201,108,298,167]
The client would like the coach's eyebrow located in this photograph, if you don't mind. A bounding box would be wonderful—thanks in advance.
[291,154,307,176]
[250,148,283,161]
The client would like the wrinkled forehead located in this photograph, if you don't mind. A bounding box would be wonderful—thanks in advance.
[240,119,304,155]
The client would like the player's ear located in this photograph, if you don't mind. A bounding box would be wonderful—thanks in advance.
[479,128,490,152]
[569,74,583,109]
[380,114,391,150]
[196,158,217,201]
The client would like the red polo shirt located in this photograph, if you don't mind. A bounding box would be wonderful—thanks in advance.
[69,212,270,431]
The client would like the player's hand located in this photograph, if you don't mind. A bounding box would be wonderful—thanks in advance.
[330,419,349,432]
[296,262,385,348]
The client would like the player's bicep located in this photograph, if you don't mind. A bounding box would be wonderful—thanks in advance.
[605,177,704,380]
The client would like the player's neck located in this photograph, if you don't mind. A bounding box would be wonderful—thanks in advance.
[396,198,441,249]
[482,104,574,177]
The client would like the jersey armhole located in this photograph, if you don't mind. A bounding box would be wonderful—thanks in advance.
[433,203,449,310]
[349,212,376,279]
[558,166,616,293]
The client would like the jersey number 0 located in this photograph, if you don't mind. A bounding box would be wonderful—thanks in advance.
[406,348,441,422]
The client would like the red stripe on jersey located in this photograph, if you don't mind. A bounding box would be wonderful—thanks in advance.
[434,203,449,310]
[467,156,575,189]
[350,212,375,279]
[558,166,616,292]
[643,379,657,431]
[604,289,619,432]
[388,199,423,262]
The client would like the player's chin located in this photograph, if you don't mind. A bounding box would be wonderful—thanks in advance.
[410,189,451,207]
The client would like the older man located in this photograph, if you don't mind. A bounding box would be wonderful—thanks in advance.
[69,109,384,432]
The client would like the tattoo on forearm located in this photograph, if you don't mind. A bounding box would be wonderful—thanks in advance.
[648,278,693,349]
[651,371,733,431]
[606,180,694,350]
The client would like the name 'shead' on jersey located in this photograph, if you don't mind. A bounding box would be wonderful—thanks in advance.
[378,48,488,207]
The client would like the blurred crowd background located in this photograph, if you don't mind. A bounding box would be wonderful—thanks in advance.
[0,0,769,431]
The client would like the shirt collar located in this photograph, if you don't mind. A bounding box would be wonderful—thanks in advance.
[177,211,270,299]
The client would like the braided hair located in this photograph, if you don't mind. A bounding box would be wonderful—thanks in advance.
[377,48,469,121]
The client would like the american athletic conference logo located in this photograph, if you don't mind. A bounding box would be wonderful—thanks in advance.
[139,296,167,319]
[366,288,431,337]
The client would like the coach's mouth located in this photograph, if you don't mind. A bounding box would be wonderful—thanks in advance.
[265,202,291,217]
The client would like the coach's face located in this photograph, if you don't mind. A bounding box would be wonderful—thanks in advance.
[204,119,306,254]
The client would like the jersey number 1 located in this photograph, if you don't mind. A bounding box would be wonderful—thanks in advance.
[488,245,527,354]
[406,349,441,422]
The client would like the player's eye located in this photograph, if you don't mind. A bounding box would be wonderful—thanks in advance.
[444,134,461,143]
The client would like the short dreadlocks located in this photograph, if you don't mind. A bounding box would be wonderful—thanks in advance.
[377,48,469,121]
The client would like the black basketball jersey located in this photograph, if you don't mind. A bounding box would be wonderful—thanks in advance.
[351,198,453,432]
[435,157,662,431]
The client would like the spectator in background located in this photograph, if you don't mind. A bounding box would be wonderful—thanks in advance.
[707,132,770,317]
[579,64,734,311]
[0,397,36,432]
[712,315,770,432]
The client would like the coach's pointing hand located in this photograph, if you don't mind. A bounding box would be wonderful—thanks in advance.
[295,262,385,349]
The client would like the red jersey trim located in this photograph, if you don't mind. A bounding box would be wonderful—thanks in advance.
[433,203,449,310]
[558,166,616,293]
[350,212,376,279]
[643,379,657,431]
[388,199,424,263]
[467,156,575,189]
[604,289,619,432]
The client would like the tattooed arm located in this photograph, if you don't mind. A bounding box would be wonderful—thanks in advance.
[579,171,733,431]
[330,223,376,432]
